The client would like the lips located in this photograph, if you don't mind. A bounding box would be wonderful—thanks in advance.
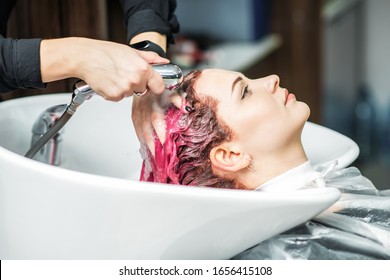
[284,89,295,104]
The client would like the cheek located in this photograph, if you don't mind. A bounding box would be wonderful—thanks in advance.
[233,108,283,144]
[228,103,309,153]
[241,107,303,148]
[221,100,296,145]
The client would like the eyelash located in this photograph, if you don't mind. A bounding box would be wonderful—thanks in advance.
[241,85,252,100]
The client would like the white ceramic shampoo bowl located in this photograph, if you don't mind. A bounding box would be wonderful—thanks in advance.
[0,94,358,259]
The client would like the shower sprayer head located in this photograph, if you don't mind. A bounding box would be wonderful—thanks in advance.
[152,63,184,91]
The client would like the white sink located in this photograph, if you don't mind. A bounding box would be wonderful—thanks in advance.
[0,94,357,259]
[302,121,359,170]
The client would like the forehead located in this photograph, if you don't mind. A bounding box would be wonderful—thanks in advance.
[196,69,238,98]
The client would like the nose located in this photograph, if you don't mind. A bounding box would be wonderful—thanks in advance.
[265,74,280,93]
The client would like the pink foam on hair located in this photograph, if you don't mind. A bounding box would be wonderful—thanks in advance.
[139,103,186,185]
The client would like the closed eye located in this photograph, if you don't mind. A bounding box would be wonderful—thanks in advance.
[241,85,252,100]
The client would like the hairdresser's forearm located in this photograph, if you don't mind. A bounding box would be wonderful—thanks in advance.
[40,38,77,83]
[120,0,179,45]
[40,37,168,100]
[40,36,167,82]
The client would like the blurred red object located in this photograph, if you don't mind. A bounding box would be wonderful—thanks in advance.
[168,35,205,69]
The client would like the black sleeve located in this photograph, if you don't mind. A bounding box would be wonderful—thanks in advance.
[0,36,46,93]
[120,0,180,45]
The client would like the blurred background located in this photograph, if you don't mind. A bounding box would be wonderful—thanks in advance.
[2,0,390,188]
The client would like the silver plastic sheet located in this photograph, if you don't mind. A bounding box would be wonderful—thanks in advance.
[233,162,390,260]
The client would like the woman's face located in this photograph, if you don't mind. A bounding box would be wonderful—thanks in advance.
[194,69,310,157]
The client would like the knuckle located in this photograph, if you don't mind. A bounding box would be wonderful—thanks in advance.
[139,62,150,73]
[105,87,124,102]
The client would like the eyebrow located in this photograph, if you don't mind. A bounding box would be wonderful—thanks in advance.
[231,76,243,96]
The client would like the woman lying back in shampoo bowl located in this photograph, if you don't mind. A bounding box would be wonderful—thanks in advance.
[136,69,315,189]
[132,69,390,259]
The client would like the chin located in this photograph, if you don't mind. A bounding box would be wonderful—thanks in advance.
[298,101,311,121]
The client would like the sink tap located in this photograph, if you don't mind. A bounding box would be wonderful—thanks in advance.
[30,104,67,165]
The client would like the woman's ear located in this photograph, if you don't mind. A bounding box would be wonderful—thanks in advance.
[210,143,251,172]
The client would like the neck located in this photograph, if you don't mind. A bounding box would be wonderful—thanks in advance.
[241,141,308,190]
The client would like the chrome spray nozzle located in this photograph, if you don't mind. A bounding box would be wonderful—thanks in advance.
[68,80,95,115]
[152,63,183,91]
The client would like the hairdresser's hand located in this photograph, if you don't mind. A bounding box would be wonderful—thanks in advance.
[40,37,169,101]
[132,93,165,156]
[130,32,172,154]
[132,92,182,156]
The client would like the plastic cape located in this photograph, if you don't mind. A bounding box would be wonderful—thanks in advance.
[232,162,390,260]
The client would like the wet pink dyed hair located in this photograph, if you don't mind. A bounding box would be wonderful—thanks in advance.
[140,70,241,189]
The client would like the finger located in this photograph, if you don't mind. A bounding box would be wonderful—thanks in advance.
[137,50,170,64]
[151,111,166,144]
[142,122,156,157]
[132,88,148,97]
[146,69,166,94]
[131,101,144,140]
[169,93,184,109]
[94,80,126,102]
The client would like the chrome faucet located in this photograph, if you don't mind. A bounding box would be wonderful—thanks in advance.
[30,104,67,165]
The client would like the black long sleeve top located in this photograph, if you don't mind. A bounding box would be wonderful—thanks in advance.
[0,0,44,93]
[120,0,179,45]
[0,0,179,94]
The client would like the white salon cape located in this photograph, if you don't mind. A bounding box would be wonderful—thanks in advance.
[233,161,390,260]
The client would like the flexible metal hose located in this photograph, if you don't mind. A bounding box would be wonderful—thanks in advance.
[25,111,72,159]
